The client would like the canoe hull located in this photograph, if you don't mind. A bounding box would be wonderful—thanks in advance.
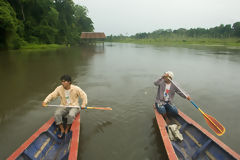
[7,114,80,160]
[154,108,240,160]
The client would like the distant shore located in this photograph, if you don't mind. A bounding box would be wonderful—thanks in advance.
[106,38,240,47]
[7,38,240,51]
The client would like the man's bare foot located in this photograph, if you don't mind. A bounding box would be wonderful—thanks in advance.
[58,124,65,139]
[58,132,65,139]
[65,124,71,135]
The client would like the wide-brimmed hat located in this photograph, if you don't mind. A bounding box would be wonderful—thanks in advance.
[165,71,174,79]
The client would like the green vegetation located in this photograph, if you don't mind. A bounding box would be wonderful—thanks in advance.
[20,44,65,50]
[1,0,240,49]
[0,0,94,50]
[108,37,240,47]
[106,23,240,46]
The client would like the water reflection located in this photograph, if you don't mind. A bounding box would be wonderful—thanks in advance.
[0,45,103,159]
[0,43,240,159]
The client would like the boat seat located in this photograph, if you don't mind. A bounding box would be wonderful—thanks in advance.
[192,139,212,159]
[179,122,188,131]
[23,146,39,160]
[172,141,190,160]
[46,130,62,144]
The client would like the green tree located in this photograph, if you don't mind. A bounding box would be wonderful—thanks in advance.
[55,0,75,44]
[74,5,94,32]
[233,22,240,37]
[70,5,94,44]
[223,24,232,38]
[134,32,148,39]
[0,0,18,48]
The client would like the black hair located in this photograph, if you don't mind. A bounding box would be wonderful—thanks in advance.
[60,75,72,83]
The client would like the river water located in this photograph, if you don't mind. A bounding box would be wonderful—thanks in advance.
[0,43,240,159]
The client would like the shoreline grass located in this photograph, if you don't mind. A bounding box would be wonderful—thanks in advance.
[19,44,66,50]
[106,38,240,47]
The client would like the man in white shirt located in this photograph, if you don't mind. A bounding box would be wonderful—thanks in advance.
[42,75,87,138]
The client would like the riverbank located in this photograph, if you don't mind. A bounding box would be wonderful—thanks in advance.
[20,44,67,50]
[0,44,67,53]
[106,38,240,47]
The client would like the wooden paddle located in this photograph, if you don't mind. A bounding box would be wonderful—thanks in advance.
[47,105,112,110]
[169,79,225,136]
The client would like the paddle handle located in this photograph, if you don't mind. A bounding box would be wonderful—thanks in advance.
[168,78,189,98]
[86,107,112,110]
[168,78,199,109]
[46,105,112,110]
[47,105,80,108]
[190,100,199,109]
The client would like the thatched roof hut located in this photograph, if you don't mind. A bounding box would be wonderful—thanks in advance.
[80,32,106,39]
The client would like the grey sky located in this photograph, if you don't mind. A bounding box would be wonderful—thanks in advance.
[74,0,240,36]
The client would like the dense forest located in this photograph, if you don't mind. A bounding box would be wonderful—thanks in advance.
[107,22,240,42]
[0,0,94,49]
[1,0,240,49]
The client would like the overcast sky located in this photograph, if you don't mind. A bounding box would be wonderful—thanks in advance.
[74,0,240,36]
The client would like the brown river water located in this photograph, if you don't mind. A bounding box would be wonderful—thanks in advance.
[0,43,240,159]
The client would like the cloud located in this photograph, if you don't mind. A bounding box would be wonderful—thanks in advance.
[74,0,240,35]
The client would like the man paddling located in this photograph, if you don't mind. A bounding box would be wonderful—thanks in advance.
[42,75,87,138]
[154,71,190,117]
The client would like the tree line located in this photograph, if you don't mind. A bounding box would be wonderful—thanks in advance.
[107,22,240,41]
[0,0,94,49]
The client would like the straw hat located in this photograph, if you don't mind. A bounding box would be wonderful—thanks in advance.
[165,71,174,79]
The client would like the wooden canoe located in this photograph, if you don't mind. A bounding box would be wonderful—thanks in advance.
[154,108,240,160]
[7,114,80,160]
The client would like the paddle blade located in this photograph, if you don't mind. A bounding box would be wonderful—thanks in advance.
[86,107,112,110]
[203,113,225,136]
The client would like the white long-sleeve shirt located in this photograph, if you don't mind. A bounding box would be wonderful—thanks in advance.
[44,84,87,106]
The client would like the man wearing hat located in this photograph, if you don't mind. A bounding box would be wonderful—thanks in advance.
[154,71,190,116]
